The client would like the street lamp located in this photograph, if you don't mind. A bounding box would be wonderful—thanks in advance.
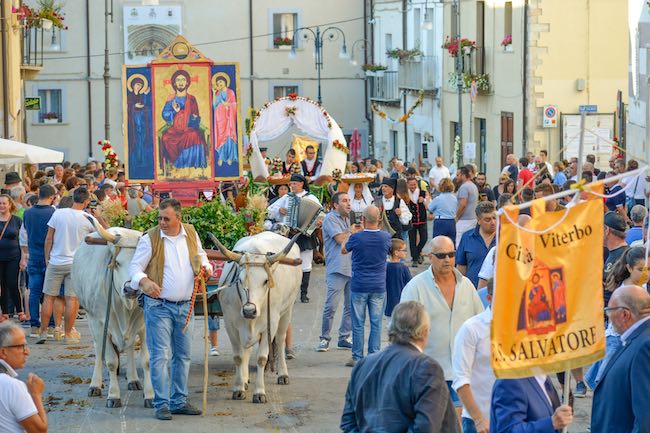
[349,39,369,67]
[288,26,348,104]
[422,0,433,30]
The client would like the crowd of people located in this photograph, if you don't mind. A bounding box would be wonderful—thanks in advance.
[0,147,650,431]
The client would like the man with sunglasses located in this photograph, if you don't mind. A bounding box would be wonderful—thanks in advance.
[129,198,212,420]
[0,322,48,433]
[400,236,484,420]
[592,285,650,433]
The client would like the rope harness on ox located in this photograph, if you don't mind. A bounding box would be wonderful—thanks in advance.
[183,266,209,334]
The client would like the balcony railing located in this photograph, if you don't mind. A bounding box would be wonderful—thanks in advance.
[22,26,44,69]
[369,71,400,102]
[399,55,436,90]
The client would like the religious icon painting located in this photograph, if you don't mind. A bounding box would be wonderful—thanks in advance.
[152,64,212,181]
[123,67,155,181]
[516,259,562,336]
[210,64,242,180]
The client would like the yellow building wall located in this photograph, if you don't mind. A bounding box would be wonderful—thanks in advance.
[530,0,628,161]
[0,0,27,141]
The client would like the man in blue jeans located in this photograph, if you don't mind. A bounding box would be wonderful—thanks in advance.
[342,205,392,367]
[20,185,59,337]
[129,199,212,420]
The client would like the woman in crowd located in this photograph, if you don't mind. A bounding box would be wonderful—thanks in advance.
[350,182,373,224]
[126,187,153,218]
[553,161,568,186]
[0,194,25,322]
[428,177,457,241]
[492,173,510,201]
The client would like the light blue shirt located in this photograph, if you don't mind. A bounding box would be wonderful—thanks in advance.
[322,210,351,277]
[428,192,458,219]
[621,316,650,344]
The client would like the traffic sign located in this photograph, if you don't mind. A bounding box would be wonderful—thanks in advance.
[579,105,598,113]
[543,105,558,128]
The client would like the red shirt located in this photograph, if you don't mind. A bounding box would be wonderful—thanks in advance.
[518,168,534,188]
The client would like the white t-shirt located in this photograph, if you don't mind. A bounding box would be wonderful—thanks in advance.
[47,208,97,266]
[0,371,38,433]
[428,165,451,188]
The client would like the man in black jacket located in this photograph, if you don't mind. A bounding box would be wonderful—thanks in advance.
[341,301,460,433]
[406,177,428,267]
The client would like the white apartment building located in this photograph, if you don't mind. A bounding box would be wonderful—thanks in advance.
[370,0,444,166]
[627,0,650,162]
[24,0,368,165]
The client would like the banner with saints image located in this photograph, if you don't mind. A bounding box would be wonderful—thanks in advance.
[492,193,605,378]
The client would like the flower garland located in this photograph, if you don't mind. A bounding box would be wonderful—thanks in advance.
[98,139,119,167]
[372,90,425,124]
[285,106,297,116]
[453,135,463,166]
[270,158,283,175]
[331,168,343,182]
[250,94,332,132]
[332,139,349,154]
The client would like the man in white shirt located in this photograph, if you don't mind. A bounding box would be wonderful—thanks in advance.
[452,280,496,433]
[378,178,412,239]
[0,322,48,433]
[539,150,553,175]
[428,157,451,192]
[400,236,484,419]
[37,188,99,345]
[129,198,212,420]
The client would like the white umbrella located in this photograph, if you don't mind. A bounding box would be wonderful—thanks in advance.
[0,138,64,164]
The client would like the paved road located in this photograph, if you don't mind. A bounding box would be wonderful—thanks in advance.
[24,262,593,432]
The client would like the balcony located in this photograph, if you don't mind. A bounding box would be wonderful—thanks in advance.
[399,56,436,91]
[21,27,44,80]
[369,71,400,103]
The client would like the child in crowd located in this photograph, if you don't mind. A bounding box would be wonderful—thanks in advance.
[384,239,412,318]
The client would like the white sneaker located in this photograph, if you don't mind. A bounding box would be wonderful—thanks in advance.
[209,347,220,356]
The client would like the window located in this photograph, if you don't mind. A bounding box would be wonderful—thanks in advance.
[504,2,513,39]
[412,8,421,47]
[500,112,514,167]
[272,13,297,48]
[476,1,485,74]
[273,85,299,99]
[390,130,399,158]
[37,89,63,123]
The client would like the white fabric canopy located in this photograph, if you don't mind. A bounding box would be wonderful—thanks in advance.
[0,138,64,164]
[248,97,348,180]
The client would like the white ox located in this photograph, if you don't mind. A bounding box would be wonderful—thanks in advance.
[212,231,302,404]
[72,224,154,408]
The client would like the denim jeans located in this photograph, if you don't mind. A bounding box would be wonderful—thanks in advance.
[144,296,193,410]
[27,260,45,327]
[462,417,477,433]
[585,334,622,388]
[320,273,351,342]
[350,291,385,361]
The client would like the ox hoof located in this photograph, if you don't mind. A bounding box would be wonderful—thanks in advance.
[106,398,122,408]
[144,399,154,408]
[128,380,143,391]
[244,383,249,391]
[232,390,246,400]
[252,393,267,404]
[277,375,290,385]
[88,387,102,397]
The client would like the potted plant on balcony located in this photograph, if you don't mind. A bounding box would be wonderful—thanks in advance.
[273,36,293,50]
[442,37,476,57]
[501,34,513,52]
[12,0,67,30]
[43,112,59,124]
[386,47,423,64]
[361,64,388,77]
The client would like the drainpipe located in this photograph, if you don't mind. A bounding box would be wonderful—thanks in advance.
[522,0,528,153]
[402,0,408,161]
[249,0,254,108]
[364,0,372,156]
[86,0,93,157]
[369,0,375,157]
[1,0,10,138]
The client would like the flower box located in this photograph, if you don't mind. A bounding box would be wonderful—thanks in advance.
[43,118,58,124]
[504,44,514,52]
[365,70,384,77]
[275,45,292,50]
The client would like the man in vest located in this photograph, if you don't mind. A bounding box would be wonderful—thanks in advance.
[300,145,321,183]
[128,198,212,420]
[377,178,412,239]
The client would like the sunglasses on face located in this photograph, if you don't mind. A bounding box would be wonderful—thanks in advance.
[432,251,456,259]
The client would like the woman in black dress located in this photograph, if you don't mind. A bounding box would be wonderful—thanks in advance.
[0,194,25,322]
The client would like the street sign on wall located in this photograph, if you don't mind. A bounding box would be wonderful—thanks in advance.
[25,97,41,111]
[579,105,598,113]
[543,105,558,128]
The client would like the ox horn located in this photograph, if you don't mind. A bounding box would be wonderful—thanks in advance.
[208,232,242,262]
[267,233,300,265]
[86,216,118,244]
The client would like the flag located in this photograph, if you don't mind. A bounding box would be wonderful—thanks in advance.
[492,194,605,378]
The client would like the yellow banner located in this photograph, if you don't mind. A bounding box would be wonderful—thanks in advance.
[292,134,319,163]
[492,195,605,378]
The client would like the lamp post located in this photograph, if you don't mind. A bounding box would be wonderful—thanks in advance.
[103,0,113,140]
[349,38,369,66]
[289,26,348,104]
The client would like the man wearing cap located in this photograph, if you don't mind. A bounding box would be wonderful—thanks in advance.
[603,211,628,306]
[2,172,22,195]
[377,178,411,239]
[268,173,321,303]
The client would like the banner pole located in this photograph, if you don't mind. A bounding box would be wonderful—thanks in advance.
[562,371,571,433]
